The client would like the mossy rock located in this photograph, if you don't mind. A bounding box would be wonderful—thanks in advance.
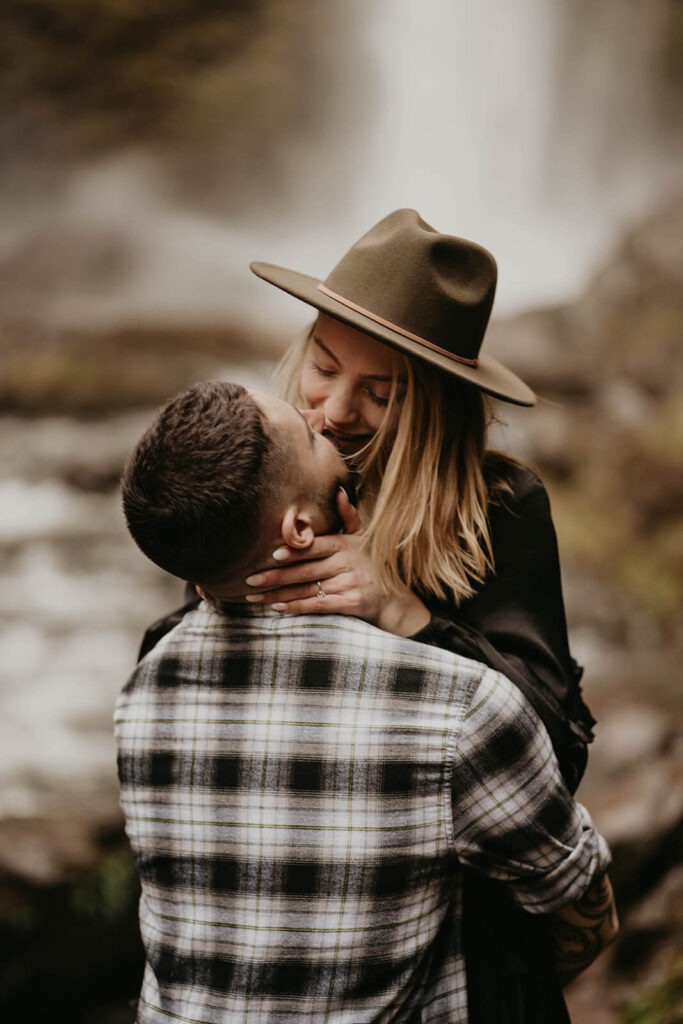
[623,954,683,1024]
[0,323,279,414]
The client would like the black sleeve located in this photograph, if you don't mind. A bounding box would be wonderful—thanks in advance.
[137,584,200,662]
[411,466,594,793]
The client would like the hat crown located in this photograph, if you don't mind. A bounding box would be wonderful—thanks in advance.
[324,209,497,361]
[249,208,536,405]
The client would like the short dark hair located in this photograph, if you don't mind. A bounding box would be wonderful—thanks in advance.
[121,382,278,582]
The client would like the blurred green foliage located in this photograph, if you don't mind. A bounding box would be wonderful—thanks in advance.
[69,848,139,923]
[549,379,683,622]
[0,323,277,414]
[623,956,683,1024]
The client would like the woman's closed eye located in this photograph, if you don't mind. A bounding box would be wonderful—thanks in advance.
[311,360,337,379]
[363,385,390,407]
[310,359,396,407]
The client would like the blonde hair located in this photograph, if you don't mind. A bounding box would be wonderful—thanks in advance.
[280,326,512,604]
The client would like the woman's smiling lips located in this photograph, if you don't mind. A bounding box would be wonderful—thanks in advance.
[323,428,374,451]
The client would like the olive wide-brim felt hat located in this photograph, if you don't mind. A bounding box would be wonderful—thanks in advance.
[250,208,536,407]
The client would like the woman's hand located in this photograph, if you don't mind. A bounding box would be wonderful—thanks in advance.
[244,489,430,637]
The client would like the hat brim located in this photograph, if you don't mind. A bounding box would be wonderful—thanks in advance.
[251,261,536,407]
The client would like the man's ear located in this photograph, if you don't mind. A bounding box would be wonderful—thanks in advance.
[281,504,315,550]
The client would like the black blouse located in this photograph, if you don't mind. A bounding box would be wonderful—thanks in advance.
[409,461,595,1024]
[412,461,594,791]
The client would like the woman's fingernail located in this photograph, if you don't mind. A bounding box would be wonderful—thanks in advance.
[245,593,264,603]
[272,548,290,562]
[271,603,287,611]
[245,573,266,586]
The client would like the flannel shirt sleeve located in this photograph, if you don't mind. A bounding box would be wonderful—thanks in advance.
[450,669,611,915]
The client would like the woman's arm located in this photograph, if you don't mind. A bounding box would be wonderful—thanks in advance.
[415,465,594,791]
[459,467,577,692]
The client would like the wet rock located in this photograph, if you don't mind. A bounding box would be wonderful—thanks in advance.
[590,749,683,900]
[487,307,595,398]
[0,816,112,887]
[587,196,683,307]
[563,567,662,650]
[491,192,683,402]
[597,378,654,429]
[589,705,675,777]
[624,863,683,936]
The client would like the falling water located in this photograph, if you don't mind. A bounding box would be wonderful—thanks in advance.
[1,0,679,336]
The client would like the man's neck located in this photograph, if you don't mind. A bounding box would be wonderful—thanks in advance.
[200,539,283,604]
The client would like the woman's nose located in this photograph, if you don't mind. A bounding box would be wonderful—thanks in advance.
[322,383,358,427]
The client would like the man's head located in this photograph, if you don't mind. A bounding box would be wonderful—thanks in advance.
[121,381,349,587]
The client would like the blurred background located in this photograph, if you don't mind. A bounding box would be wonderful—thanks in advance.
[0,1,682,1020]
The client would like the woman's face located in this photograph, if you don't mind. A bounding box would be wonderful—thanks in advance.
[299,313,404,457]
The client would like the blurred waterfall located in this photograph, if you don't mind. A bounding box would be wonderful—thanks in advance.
[1,0,680,334]
[351,0,682,313]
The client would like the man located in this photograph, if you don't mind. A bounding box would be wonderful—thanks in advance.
[117,381,617,1024]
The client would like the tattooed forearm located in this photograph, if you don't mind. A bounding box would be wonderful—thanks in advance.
[548,874,619,986]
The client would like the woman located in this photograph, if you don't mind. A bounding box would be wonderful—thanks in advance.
[246,209,596,1023]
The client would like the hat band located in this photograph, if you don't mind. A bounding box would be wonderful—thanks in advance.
[317,284,479,368]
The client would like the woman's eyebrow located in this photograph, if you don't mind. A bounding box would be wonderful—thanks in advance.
[312,336,341,367]
[312,335,401,383]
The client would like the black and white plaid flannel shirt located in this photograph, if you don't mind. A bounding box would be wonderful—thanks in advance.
[115,603,610,1024]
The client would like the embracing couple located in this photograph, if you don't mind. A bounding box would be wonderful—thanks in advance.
[116,210,617,1024]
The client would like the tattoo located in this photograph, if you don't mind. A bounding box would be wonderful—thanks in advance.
[549,874,617,986]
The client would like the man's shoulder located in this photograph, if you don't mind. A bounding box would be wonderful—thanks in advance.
[456,661,555,769]
[258,609,492,680]
[122,602,217,691]
[134,603,495,695]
